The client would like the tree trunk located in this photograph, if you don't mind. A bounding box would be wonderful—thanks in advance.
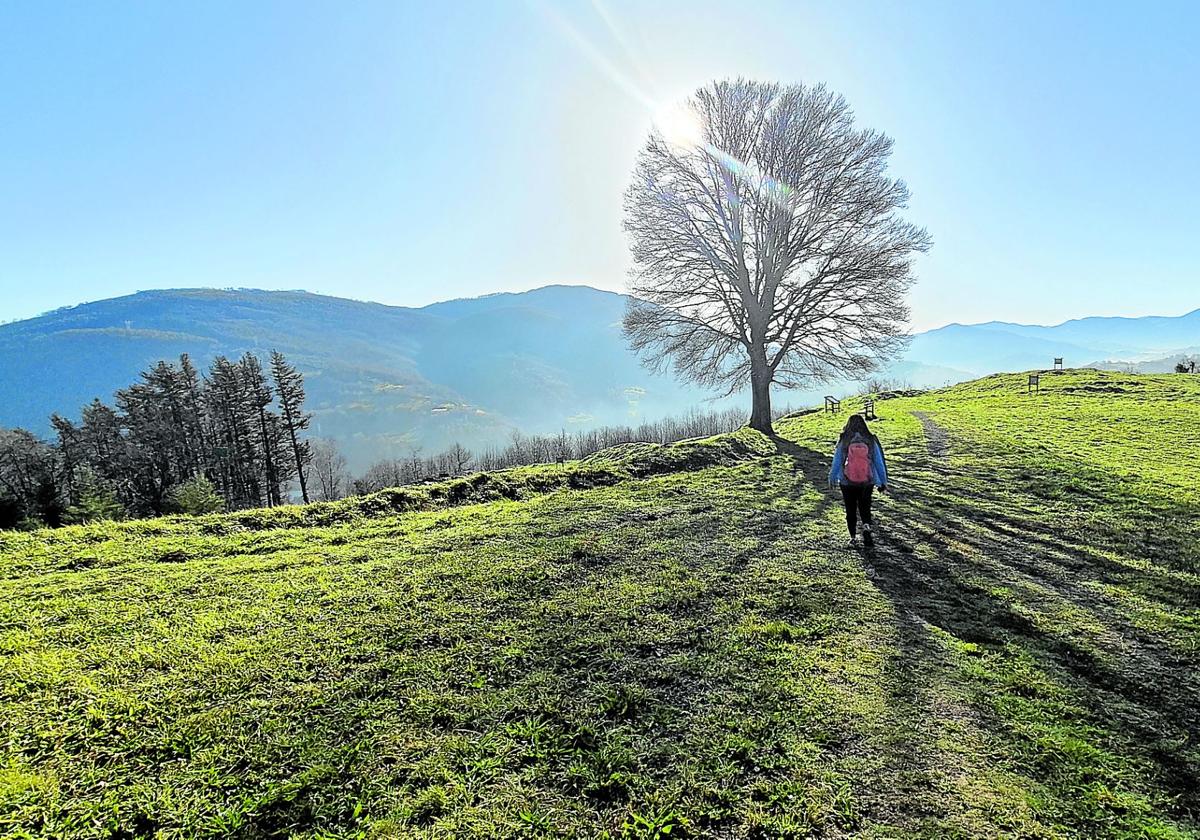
[256,407,277,507]
[748,346,774,434]
[287,422,309,504]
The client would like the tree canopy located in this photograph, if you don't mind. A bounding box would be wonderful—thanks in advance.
[624,79,930,432]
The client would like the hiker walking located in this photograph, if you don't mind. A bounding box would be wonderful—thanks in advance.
[828,414,889,547]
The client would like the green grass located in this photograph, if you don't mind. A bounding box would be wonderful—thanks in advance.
[2,369,1198,838]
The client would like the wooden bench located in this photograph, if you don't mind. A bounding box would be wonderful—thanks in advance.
[824,395,841,414]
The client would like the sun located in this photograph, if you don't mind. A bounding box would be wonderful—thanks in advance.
[653,101,704,149]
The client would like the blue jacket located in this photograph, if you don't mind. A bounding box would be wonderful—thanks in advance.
[829,435,889,488]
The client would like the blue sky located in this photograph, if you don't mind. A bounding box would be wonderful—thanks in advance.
[1,1,1196,330]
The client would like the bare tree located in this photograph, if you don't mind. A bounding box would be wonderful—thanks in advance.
[624,79,930,433]
[406,448,425,483]
[448,442,473,474]
[307,438,348,502]
[550,430,571,463]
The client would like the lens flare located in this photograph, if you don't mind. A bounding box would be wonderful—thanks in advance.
[653,101,704,149]
[530,0,800,213]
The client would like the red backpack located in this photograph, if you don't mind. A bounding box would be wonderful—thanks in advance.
[844,434,873,485]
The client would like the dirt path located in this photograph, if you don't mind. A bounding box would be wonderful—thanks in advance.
[911,411,950,459]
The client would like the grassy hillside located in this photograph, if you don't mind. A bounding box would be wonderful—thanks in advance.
[2,370,1198,838]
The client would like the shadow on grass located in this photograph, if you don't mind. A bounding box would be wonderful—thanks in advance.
[321,421,1200,833]
[39,430,1194,837]
[769,434,838,519]
[843,437,1200,828]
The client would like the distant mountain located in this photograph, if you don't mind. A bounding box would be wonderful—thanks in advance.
[2,286,1195,469]
[891,308,1200,386]
[0,286,743,470]
[976,310,1200,357]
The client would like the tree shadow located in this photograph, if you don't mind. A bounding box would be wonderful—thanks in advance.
[719,428,1200,828]
[68,431,1193,837]
[768,434,837,518]
[826,444,1200,826]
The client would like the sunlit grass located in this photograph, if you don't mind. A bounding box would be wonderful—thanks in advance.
[2,370,1198,837]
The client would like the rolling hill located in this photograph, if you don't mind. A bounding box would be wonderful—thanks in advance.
[0,286,741,471]
[2,369,1197,836]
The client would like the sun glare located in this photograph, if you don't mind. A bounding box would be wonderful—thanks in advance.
[653,101,704,149]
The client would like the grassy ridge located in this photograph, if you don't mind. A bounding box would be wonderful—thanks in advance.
[2,370,1198,838]
[0,429,776,580]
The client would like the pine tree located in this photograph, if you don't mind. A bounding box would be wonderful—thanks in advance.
[64,471,125,524]
[169,475,224,515]
[116,361,193,513]
[50,414,81,507]
[26,351,310,523]
[205,356,261,509]
[266,410,296,498]
[239,353,280,506]
[178,353,211,477]
[78,400,132,511]
[269,351,312,503]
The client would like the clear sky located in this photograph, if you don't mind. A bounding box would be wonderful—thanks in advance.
[1,1,1196,330]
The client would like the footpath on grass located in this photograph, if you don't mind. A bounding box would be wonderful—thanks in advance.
[910,411,950,459]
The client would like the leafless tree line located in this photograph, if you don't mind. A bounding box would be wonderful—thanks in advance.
[310,404,799,501]
[859,376,914,395]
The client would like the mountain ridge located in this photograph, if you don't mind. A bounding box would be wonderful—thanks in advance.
[1,285,1196,469]
[0,285,736,471]
[15,283,1195,340]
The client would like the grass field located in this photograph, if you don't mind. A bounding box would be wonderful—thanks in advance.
[3,369,1199,838]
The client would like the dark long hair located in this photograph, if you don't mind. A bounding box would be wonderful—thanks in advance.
[837,414,876,449]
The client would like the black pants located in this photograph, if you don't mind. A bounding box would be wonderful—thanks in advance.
[840,484,874,536]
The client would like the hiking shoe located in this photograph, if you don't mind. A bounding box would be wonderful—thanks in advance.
[849,534,859,547]
[862,525,875,548]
